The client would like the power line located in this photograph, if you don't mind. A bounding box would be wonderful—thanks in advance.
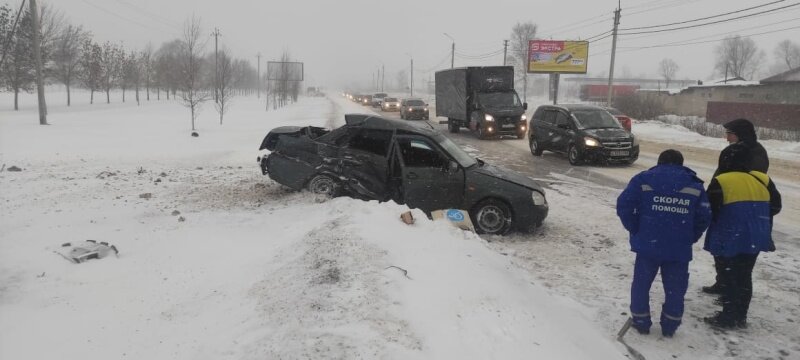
[590,23,800,57]
[80,0,160,32]
[619,2,800,35]
[115,0,181,30]
[618,17,800,49]
[620,0,785,30]
[455,49,504,59]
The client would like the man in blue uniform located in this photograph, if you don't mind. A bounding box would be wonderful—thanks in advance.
[617,150,712,337]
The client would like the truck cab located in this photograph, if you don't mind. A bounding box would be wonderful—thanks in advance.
[435,66,528,140]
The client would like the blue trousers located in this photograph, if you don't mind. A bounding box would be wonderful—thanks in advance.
[630,254,689,334]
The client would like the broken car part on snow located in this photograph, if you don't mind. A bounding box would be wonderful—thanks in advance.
[55,240,119,264]
[257,114,549,235]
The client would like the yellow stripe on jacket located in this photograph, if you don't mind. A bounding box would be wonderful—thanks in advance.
[716,171,770,205]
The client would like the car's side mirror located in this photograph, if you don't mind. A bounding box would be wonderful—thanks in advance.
[523,102,528,110]
[447,161,459,173]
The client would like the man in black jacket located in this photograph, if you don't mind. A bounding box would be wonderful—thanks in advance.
[703,118,770,295]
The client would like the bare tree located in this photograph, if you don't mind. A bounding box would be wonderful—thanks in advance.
[714,35,764,80]
[53,24,89,106]
[509,21,537,102]
[79,38,102,104]
[179,15,209,132]
[121,50,142,104]
[658,58,679,88]
[1,5,34,110]
[141,43,153,100]
[773,39,800,71]
[99,41,123,103]
[214,49,234,124]
[154,40,182,100]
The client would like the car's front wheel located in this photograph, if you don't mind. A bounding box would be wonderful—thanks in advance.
[530,136,543,156]
[307,174,339,197]
[470,198,512,235]
[568,144,583,166]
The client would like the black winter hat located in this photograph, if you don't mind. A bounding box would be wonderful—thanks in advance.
[657,149,684,165]
[723,118,757,144]
[718,143,751,173]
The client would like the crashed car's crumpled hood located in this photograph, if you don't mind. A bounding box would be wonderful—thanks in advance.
[472,163,545,194]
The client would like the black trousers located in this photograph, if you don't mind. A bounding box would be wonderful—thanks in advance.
[718,253,759,320]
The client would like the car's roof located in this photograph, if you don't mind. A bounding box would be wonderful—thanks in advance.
[344,114,437,136]
[539,103,608,111]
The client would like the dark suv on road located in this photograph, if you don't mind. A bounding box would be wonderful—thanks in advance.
[399,98,429,120]
[528,104,639,165]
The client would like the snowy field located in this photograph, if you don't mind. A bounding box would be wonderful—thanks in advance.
[2,91,799,360]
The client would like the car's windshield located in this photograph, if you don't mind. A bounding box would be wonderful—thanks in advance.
[435,134,476,168]
[571,110,622,129]
[384,98,398,102]
[477,92,521,107]
[374,93,387,98]
[405,100,425,106]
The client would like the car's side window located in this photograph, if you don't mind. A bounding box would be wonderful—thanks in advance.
[347,129,393,156]
[398,138,447,168]
[555,111,569,127]
[542,110,556,125]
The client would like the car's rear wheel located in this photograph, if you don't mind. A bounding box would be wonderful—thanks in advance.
[530,136,543,156]
[568,144,583,166]
[471,199,513,235]
[307,174,339,197]
[448,119,459,133]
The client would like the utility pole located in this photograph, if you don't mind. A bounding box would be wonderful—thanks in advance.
[606,3,621,107]
[211,28,221,103]
[256,53,262,98]
[29,0,47,124]
[503,40,509,66]
[444,33,455,68]
[381,64,385,92]
[410,57,414,97]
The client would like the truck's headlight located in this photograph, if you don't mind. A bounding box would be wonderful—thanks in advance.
[484,114,495,122]
[531,191,546,205]
[521,114,527,121]
[584,137,601,147]
[424,107,428,111]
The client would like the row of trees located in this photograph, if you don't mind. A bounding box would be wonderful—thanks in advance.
[1,3,305,129]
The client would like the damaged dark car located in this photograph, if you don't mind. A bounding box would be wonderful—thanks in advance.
[258,114,548,235]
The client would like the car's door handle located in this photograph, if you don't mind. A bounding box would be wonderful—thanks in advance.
[406,172,418,180]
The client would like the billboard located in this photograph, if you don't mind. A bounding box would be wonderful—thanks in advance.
[528,40,589,74]
[267,61,304,81]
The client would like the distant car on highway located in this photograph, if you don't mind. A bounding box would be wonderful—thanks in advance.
[381,97,400,112]
[399,98,429,120]
[361,94,373,106]
[372,93,388,107]
[528,104,639,165]
[603,107,633,132]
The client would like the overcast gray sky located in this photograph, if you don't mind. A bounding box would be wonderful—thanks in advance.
[47,0,800,89]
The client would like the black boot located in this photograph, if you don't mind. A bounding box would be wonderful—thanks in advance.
[704,312,746,329]
[702,283,724,294]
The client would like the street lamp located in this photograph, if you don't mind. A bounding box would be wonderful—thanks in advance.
[443,33,455,68]
[405,53,413,97]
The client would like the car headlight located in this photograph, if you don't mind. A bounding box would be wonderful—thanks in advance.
[521,114,527,121]
[531,191,546,205]
[584,137,601,147]
[632,135,639,146]
[484,114,495,122]
[424,107,429,111]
